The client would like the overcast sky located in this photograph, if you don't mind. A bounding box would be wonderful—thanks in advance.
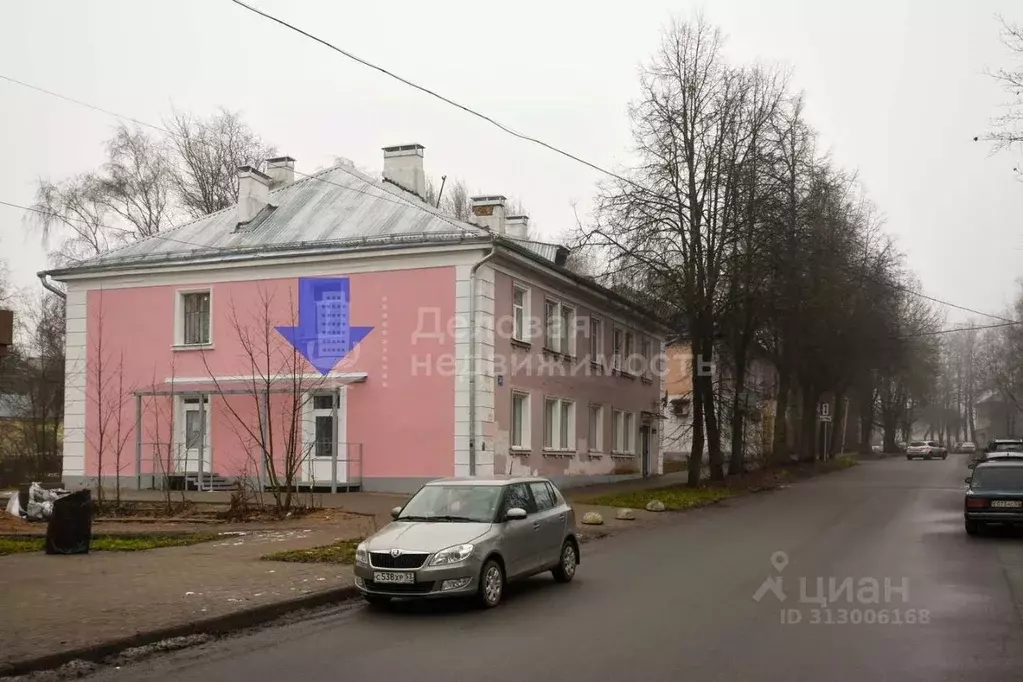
[1,0,1021,323]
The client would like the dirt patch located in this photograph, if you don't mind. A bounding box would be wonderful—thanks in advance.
[0,515,33,534]
[261,538,362,564]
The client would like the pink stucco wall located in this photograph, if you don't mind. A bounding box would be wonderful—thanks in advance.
[491,268,662,478]
[83,267,455,483]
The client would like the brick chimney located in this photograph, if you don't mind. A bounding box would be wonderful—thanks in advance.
[382,144,426,199]
[471,195,507,234]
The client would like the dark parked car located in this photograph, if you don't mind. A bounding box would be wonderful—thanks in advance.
[964,458,1023,535]
[968,439,1023,467]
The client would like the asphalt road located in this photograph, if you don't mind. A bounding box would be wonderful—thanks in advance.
[93,455,1023,682]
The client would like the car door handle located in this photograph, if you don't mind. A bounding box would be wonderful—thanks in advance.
[532,521,541,530]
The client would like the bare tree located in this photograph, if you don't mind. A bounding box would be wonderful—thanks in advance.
[86,291,136,506]
[29,174,129,265]
[200,287,326,515]
[583,15,757,483]
[98,124,176,237]
[987,16,1023,153]
[166,108,276,218]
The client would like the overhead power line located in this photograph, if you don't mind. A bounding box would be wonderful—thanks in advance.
[226,0,647,195]
[2,66,1013,326]
[0,199,231,254]
[897,320,1022,339]
[0,74,478,237]
[226,0,1020,328]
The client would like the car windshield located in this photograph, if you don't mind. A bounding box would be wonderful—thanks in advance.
[971,467,1023,490]
[909,441,927,447]
[397,484,502,523]
[991,442,1023,452]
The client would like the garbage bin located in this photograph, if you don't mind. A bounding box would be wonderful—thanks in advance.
[45,489,93,555]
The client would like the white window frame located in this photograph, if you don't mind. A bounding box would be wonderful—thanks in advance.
[589,317,603,364]
[511,391,531,451]
[174,288,213,348]
[543,297,577,356]
[588,404,603,453]
[512,283,530,343]
[612,326,624,371]
[612,409,636,455]
[560,304,576,357]
[543,396,575,452]
[624,331,635,374]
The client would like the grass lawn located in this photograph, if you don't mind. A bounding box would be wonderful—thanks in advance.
[0,533,219,556]
[582,486,736,510]
[261,539,362,564]
[581,455,859,510]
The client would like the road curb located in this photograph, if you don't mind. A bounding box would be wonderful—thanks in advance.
[0,584,361,678]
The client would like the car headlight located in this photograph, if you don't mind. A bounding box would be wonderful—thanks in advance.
[355,542,369,565]
[430,544,475,566]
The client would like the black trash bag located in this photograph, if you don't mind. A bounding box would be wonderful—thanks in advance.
[45,489,93,555]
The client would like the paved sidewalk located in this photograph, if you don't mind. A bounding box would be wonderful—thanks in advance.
[0,514,376,672]
[0,469,789,674]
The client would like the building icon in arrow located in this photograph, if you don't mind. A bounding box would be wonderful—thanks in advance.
[276,277,373,375]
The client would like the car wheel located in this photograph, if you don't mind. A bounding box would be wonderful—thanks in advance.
[906,455,913,460]
[965,519,981,536]
[363,594,391,608]
[552,540,578,583]
[476,558,505,608]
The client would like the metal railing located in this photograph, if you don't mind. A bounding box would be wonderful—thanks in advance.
[134,442,363,492]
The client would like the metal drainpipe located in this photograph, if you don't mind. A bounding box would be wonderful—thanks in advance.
[468,245,497,476]
[37,272,67,299]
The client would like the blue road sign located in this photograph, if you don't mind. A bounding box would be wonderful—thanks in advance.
[275,277,373,375]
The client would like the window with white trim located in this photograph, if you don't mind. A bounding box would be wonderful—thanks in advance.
[588,404,603,452]
[511,392,530,449]
[544,298,576,355]
[589,317,603,363]
[612,409,635,454]
[180,291,211,346]
[624,331,634,373]
[612,326,624,371]
[544,397,575,451]
[512,284,529,342]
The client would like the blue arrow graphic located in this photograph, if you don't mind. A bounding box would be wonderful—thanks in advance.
[276,278,373,375]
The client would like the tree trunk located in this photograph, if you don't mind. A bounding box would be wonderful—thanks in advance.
[729,347,749,474]
[859,385,874,455]
[967,390,976,443]
[800,384,818,462]
[832,389,846,457]
[688,372,706,487]
[772,369,791,465]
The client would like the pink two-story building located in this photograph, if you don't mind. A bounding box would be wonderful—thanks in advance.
[44,144,666,493]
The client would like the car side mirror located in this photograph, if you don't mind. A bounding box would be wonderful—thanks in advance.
[391,506,402,519]
[505,507,527,521]
[964,477,971,485]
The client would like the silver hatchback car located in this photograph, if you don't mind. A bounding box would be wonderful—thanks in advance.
[354,476,579,608]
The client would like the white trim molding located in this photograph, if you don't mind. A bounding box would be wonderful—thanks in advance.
[166,372,368,386]
[62,284,87,477]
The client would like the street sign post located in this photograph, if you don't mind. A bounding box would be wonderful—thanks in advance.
[818,402,832,461]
